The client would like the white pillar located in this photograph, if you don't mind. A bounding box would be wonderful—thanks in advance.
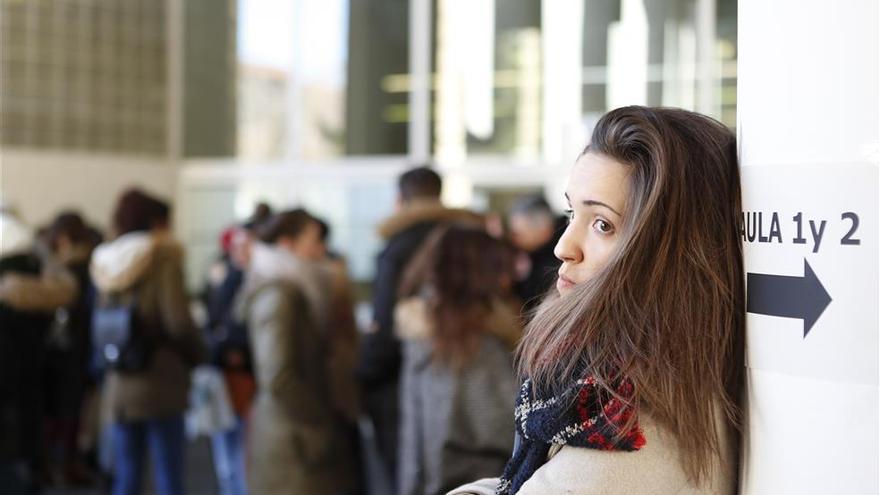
[738,1,879,493]
[408,0,432,165]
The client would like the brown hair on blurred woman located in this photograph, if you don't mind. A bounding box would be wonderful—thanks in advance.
[395,225,522,495]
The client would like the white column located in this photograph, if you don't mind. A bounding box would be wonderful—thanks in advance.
[541,0,584,165]
[408,0,432,165]
[738,1,879,493]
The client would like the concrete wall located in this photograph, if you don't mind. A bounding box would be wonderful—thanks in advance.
[0,150,178,231]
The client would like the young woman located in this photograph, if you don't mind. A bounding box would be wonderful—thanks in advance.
[450,106,744,495]
[238,209,357,495]
[90,189,206,495]
[396,225,521,495]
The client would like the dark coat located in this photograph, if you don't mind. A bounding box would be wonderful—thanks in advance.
[203,255,251,373]
[44,250,94,419]
[358,200,484,387]
[0,252,52,463]
[514,216,567,313]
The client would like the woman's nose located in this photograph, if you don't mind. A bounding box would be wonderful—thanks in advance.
[554,224,582,263]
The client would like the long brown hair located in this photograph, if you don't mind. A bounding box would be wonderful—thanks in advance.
[399,225,515,367]
[517,106,744,485]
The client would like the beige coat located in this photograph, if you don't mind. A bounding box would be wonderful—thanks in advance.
[240,243,357,495]
[447,408,737,495]
[91,231,206,422]
[0,212,77,312]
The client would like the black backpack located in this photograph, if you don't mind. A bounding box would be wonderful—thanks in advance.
[91,291,156,373]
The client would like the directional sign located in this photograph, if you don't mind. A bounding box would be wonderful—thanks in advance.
[740,163,877,385]
[746,258,832,337]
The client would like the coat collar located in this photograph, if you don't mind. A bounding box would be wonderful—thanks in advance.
[377,199,483,240]
[394,296,521,350]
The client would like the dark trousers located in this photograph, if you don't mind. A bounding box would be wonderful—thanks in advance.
[364,380,399,494]
[111,416,185,495]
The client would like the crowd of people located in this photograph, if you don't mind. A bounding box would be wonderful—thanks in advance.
[0,166,564,495]
[1,106,746,495]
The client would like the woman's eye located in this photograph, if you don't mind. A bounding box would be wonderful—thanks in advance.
[564,209,574,222]
[593,219,614,234]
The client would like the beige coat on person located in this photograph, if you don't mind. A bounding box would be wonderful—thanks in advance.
[240,243,358,495]
[90,231,206,422]
[446,407,737,495]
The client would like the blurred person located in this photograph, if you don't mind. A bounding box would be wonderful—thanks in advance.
[395,225,521,495]
[0,205,78,494]
[312,216,362,417]
[201,225,255,495]
[249,202,273,228]
[449,107,742,494]
[314,215,366,492]
[239,209,357,495]
[42,212,100,486]
[357,166,482,490]
[90,189,206,495]
[506,196,567,314]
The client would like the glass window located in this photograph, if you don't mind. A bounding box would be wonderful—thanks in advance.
[0,0,168,155]
[431,0,737,164]
[236,0,410,160]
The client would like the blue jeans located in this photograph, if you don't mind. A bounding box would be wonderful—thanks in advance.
[211,417,248,495]
[112,416,185,495]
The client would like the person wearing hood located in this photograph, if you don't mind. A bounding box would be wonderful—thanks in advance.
[239,209,357,495]
[395,225,520,495]
[0,206,78,312]
[357,166,483,490]
[90,189,206,495]
[0,206,78,494]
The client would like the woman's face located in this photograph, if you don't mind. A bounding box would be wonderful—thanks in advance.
[555,152,630,295]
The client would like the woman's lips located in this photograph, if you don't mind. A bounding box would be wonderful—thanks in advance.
[556,273,576,292]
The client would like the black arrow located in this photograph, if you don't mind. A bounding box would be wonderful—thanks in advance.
[746,259,832,337]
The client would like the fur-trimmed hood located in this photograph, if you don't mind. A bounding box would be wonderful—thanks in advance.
[90,231,183,293]
[0,212,33,258]
[394,296,521,350]
[377,199,483,240]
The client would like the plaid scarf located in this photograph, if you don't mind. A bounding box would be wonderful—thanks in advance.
[496,376,646,494]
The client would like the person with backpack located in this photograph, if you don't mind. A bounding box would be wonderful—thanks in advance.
[90,189,206,495]
[238,209,358,495]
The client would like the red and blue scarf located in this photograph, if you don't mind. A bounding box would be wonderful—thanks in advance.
[496,376,646,494]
